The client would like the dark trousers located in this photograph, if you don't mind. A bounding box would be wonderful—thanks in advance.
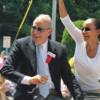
[14,93,34,100]
[14,88,68,100]
[46,94,65,100]
[14,93,66,100]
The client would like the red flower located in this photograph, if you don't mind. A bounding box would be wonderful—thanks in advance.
[46,52,56,64]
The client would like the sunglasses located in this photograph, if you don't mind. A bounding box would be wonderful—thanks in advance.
[81,27,91,32]
[32,26,48,33]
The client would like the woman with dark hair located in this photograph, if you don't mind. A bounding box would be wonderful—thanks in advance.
[59,0,100,99]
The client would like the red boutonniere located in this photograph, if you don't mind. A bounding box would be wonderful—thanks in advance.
[46,52,56,64]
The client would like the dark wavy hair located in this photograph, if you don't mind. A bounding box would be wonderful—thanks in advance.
[91,18,100,40]
[91,18,100,29]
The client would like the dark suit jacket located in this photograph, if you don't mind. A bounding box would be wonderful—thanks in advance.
[0,36,82,99]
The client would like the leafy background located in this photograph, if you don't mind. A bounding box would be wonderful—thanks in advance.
[0,0,100,56]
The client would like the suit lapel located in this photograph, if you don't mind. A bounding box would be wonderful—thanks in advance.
[27,38,37,74]
[47,40,56,72]
[48,40,56,64]
[47,40,58,89]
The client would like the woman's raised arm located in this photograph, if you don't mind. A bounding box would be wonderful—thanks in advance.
[59,0,68,18]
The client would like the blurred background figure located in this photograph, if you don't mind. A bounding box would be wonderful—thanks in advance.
[61,79,71,99]
[0,50,6,69]
[0,50,8,100]
[0,74,7,100]
[0,51,16,100]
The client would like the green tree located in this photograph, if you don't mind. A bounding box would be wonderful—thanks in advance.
[0,0,100,52]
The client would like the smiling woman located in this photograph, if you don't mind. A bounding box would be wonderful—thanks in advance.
[59,0,100,99]
[81,18,100,47]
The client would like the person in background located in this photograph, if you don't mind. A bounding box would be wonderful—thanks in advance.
[0,50,6,68]
[0,51,16,100]
[61,79,71,99]
[59,0,100,100]
[0,74,7,100]
[0,14,82,100]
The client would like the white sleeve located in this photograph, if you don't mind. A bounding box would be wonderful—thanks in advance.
[60,15,84,43]
[21,76,32,85]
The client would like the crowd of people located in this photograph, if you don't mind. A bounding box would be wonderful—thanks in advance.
[0,0,100,100]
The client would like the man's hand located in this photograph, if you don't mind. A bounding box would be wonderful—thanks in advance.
[29,75,48,85]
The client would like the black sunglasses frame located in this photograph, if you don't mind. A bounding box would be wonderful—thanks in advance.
[32,26,46,32]
[81,27,91,32]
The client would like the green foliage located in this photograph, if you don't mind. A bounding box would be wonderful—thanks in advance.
[20,23,31,36]
[61,20,84,58]
[68,57,74,73]
[64,0,100,20]
[0,0,100,49]
[94,10,100,19]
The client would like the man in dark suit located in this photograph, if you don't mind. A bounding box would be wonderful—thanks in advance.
[0,14,82,100]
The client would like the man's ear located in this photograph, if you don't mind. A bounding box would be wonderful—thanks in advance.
[49,29,52,33]
[48,29,52,36]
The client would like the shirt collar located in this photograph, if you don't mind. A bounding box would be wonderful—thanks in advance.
[41,40,48,50]
[35,40,48,51]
